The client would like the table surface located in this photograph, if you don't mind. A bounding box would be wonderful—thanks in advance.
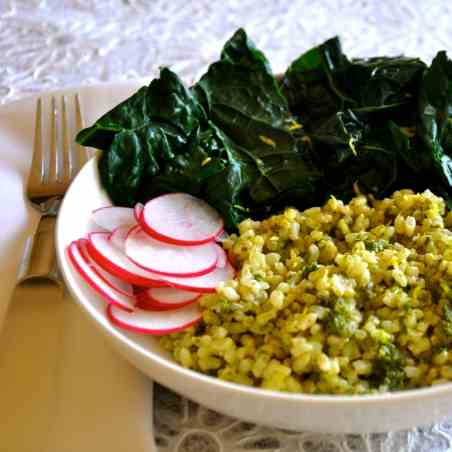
[2,1,452,451]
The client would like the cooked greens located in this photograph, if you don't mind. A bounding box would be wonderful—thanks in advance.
[282,37,452,206]
[76,28,452,229]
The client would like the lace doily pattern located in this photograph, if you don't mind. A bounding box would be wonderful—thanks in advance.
[1,0,452,104]
[153,383,452,452]
[3,1,452,450]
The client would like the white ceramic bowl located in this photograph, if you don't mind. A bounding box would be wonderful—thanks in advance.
[57,157,452,434]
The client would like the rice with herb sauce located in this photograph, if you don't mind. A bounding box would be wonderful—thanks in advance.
[161,189,452,394]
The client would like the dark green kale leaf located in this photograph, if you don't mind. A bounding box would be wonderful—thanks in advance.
[309,109,398,200]
[194,28,291,130]
[281,37,351,128]
[416,51,452,189]
[194,28,322,211]
[77,68,212,207]
[380,51,452,206]
[77,68,204,150]
[282,36,452,206]
[76,30,452,233]
[191,123,258,229]
[341,56,425,113]
[281,37,425,130]
[76,29,323,230]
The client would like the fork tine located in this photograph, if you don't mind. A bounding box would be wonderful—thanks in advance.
[48,96,60,183]
[73,93,89,175]
[60,95,71,185]
[28,98,46,188]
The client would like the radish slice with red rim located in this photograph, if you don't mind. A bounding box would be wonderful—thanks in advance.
[135,298,197,311]
[158,260,235,293]
[67,240,135,311]
[108,227,165,287]
[109,225,130,250]
[138,287,201,309]
[92,206,135,232]
[216,245,227,269]
[135,298,191,311]
[134,203,144,222]
[125,226,218,277]
[216,231,229,243]
[107,303,202,334]
[140,193,223,245]
[77,238,135,298]
[87,232,167,287]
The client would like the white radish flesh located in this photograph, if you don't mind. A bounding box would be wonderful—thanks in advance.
[91,206,136,232]
[107,303,202,334]
[134,203,144,222]
[141,193,223,245]
[77,238,135,298]
[87,232,166,287]
[139,287,201,308]
[109,225,131,250]
[159,261,235,293]
[67,240,135,311]
[125,226,218,277]
[215,231,229,243]
[216,245,227,268]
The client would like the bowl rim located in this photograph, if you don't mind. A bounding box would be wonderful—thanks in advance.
[57,155,452,407]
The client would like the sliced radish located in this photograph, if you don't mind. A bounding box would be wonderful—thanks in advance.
[138,287,201,310]
[125,226,218,277]
[87,232,167,287]
[216,245,227,268]
[135,299,177,311]
[77,239,135,298]
[159,261,235,293]
[92,206,135,232]
[134,203,144,222]
[67,241,135,311]
[109,225,130,250]
[140,193,223,245]
[132,286,147,295]
[107,303,202,334]
[216,231,229,243]
[135,297,196,311]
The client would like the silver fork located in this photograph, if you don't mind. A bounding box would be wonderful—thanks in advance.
[17,94,89,285]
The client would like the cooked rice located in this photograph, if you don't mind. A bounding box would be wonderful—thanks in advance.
[162,190,452,394]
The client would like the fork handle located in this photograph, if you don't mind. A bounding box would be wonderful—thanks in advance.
[17,216,62,285]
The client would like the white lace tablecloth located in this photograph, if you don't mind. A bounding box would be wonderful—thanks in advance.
[2,1,452,451]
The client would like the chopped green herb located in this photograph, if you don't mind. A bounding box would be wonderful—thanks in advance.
[302,263,320,277]
[326,298,360,337]
[215,299,232,313]
[442,304,452,337]
[365,239,387,252]
[432,345,449,355]
[373,343,406,390]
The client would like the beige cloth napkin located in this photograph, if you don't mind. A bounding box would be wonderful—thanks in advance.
[0,85,156,452]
